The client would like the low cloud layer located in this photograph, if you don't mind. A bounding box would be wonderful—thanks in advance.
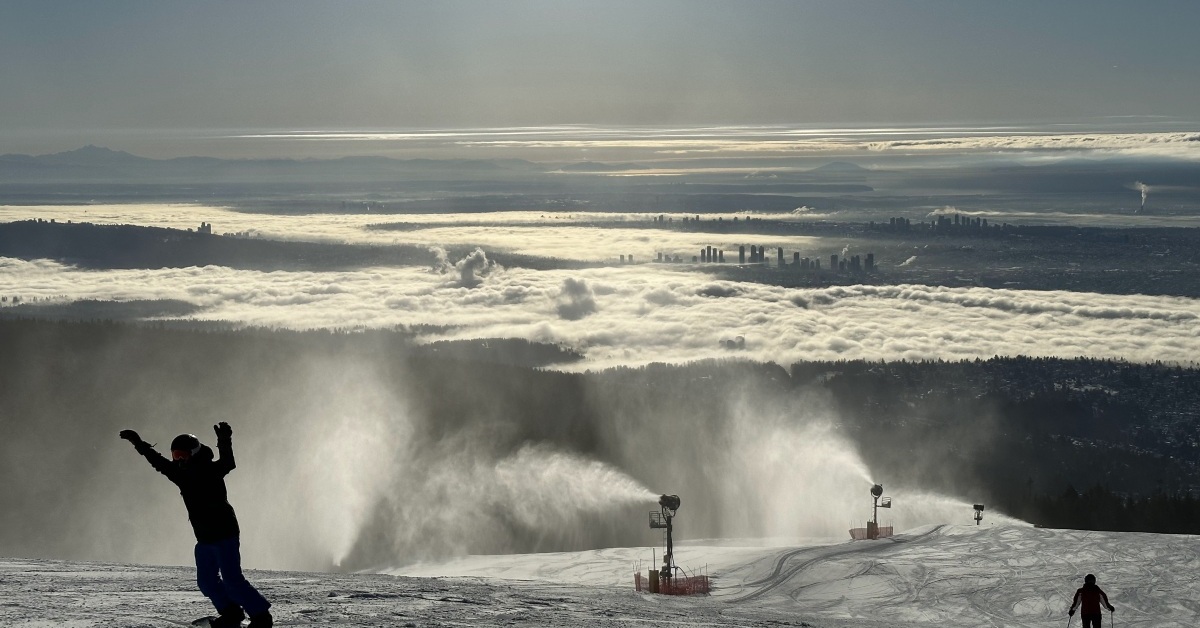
[260,125,1198,161]
[865,131,1200,157]
[448,128,1200,160]
[4,257,1198,369]
[555,278,597,320]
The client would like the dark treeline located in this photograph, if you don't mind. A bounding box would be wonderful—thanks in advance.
[1026,485,1200,534]
[4,318,1200,561]
[0,220,433,270]
[797,357,1200,529]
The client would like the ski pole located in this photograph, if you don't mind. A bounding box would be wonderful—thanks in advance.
[1065,613,1073,628]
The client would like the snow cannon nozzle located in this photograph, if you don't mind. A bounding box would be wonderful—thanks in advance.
[871,484,883,498]
[659,494,680,512]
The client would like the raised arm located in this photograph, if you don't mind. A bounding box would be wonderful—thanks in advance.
[213,422,236,476]
[119,429,179,479]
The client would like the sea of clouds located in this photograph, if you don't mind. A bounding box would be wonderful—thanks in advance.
[4,255,1198,370]
[4,203,1199,369]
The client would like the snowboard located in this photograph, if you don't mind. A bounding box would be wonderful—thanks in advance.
[190,613,248,627]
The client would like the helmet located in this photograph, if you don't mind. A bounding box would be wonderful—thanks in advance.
[170,433,201,460]
[1085,574,1096,584]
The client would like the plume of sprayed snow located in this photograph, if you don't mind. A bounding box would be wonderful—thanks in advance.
[493,445,659,525]
[882,490,1026,530]
[455,247,497,287]
[1132,181,1150,212]
[712,398,879,538]
[899,256,917,267]
[841,245,851,258]
[343,441,660,566]
[555,277,598,320]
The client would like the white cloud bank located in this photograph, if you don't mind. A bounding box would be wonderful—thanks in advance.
[454,130,1200,160]
[235,125,1200,160]
[4,257,1198,369]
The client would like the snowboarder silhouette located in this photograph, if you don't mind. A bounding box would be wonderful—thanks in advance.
[121,422,272,628]
[1068,573,1115,628]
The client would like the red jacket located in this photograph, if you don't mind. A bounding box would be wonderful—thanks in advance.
[1071,583,1112,615]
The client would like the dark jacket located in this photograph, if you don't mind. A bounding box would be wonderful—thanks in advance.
[1071,583,1113,616]
[136,434,240,543]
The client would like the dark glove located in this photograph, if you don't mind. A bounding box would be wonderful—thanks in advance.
[214,422,232,439]
[1107,606,1115,612]
[1068,609,1075,616]
[119,429,142,444]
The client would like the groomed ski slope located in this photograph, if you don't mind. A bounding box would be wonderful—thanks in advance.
[3,524,1197,627]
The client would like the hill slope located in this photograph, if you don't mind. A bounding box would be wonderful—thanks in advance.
[3,524,1194,627]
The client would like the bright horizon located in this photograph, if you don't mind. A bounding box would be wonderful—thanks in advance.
[4,1,1200,157]
[4,120,1199,161]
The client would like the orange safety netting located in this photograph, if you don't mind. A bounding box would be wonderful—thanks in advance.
[634,572,711,596]
[849,526,894,540]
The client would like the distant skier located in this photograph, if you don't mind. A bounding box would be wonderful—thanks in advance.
[120,422,272,628]
[1068,573,1115,628]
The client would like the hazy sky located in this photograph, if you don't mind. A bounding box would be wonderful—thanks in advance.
[3,0,1199,156]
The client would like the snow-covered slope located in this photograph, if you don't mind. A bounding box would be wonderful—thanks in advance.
[4,524,1197,627]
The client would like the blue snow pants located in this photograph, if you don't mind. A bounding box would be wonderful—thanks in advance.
[194,537,270,616]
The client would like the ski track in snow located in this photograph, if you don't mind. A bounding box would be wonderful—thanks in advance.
[3,525,1199,627]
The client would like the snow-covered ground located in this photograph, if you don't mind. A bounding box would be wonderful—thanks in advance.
[3,524,1197,627]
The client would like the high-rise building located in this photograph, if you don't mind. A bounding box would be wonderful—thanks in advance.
[739,245,746,264]
[830,254,839,271]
